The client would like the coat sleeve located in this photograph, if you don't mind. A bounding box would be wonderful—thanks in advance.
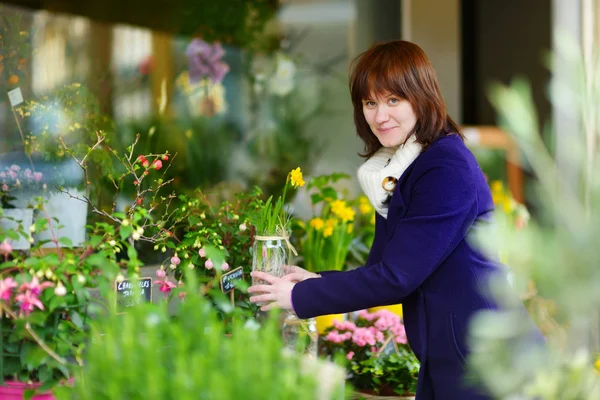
[291,160,478,319]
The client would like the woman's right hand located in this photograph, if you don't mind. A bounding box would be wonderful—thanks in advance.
[281,265,320,283]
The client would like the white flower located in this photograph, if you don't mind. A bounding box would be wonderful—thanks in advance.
[122,219,130,226]
[169,263,177,270]
[77,274,86,284]
[29,224,36,233]
[268,53,296,97]
[109,240,117,247]
[54,283,67,297]
[239,223,247,232]
[132,232,141,241]
[136,226,144,235]
[116,274,125,283]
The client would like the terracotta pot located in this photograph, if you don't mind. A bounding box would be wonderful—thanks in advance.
[0,380,56,399]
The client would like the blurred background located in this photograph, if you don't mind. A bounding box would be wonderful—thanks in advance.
[0,0,561,207]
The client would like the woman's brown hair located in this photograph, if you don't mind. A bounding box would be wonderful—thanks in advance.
[349,40,462,158]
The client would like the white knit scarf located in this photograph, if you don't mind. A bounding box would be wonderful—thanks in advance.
[357,137,423,219]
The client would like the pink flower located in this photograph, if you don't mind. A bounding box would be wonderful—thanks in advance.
[205,259,214,270]
[221,262,230,271]
[15,291,44,315]
[18,276,53,296]
[154,278,176,294]
[170,256,180,265]
[346,351,354,360]
[198,248,206,258]
[0,277,17,301]
[1,184,8,191]
[156,269,166,278]
[0,240,13,256]
[33,172,43,182]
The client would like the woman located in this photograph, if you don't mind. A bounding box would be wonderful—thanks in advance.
[248,40,541,399]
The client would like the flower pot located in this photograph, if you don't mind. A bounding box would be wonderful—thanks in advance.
[367,304,403,318]
[0,380,56,399]
[315,313,345,335]
[353,390,415,400]
[35,187,88,248]
[0,208,34,250]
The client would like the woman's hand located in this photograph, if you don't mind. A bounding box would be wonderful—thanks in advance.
[248,271,296,311]
[281,265,320,283]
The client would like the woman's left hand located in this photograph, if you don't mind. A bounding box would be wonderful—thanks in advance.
[248,271,296,312]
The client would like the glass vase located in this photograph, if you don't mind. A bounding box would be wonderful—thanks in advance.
[281,313,318,358]
[251,236,288,286]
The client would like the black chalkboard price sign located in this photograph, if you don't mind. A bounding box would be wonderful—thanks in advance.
[115,277,152,313]
[220,267,244,306]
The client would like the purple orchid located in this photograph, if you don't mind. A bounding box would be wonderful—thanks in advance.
[185,39,230,84]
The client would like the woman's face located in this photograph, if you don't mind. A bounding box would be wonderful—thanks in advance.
[362,92,417,147]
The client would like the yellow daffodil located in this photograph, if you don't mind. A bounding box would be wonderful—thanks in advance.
[347,224,354,234]
[594,356,600,372]
[289,167,305,188]
[330,199,356,223]
[359,196,373,215]
[323,225,334,237]
[310,218,324,231]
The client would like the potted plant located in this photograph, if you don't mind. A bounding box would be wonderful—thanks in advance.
[0,198,142,399]
[320,308,419,399]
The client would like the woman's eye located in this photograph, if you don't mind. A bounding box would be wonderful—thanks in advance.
[388,98,399,105]
[364,101,376,107]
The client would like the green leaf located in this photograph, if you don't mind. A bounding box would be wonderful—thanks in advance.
[127,245,138,261]
[21,343,48,370]
[58,237,73,247]
[120,225,133,241]
[70,311,84,330]
[321,187,338,200]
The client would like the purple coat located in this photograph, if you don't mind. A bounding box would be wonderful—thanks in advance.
[292,135,540,399]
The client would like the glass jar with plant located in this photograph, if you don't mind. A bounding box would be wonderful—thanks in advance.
[249,167,304,286]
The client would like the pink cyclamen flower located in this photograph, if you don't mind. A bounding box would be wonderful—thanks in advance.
[0,240,13,256]
[198,248,206,258]
[346,351,354,360]
[205,259,214,270]
[170,256,180,265]
[18,276,53,296]
[154,278,176,294]
[156,269,166,279]
[221,262,229,271]
[185,39,230,83]
[0,277,18,301]
[15,292,44,315]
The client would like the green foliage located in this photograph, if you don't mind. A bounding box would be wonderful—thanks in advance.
[0,198,143,391]
[158,188,260,315]
[62,275,343,400]
[466,34,600,398]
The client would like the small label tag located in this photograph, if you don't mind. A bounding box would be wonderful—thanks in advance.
[8,88,24,106]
